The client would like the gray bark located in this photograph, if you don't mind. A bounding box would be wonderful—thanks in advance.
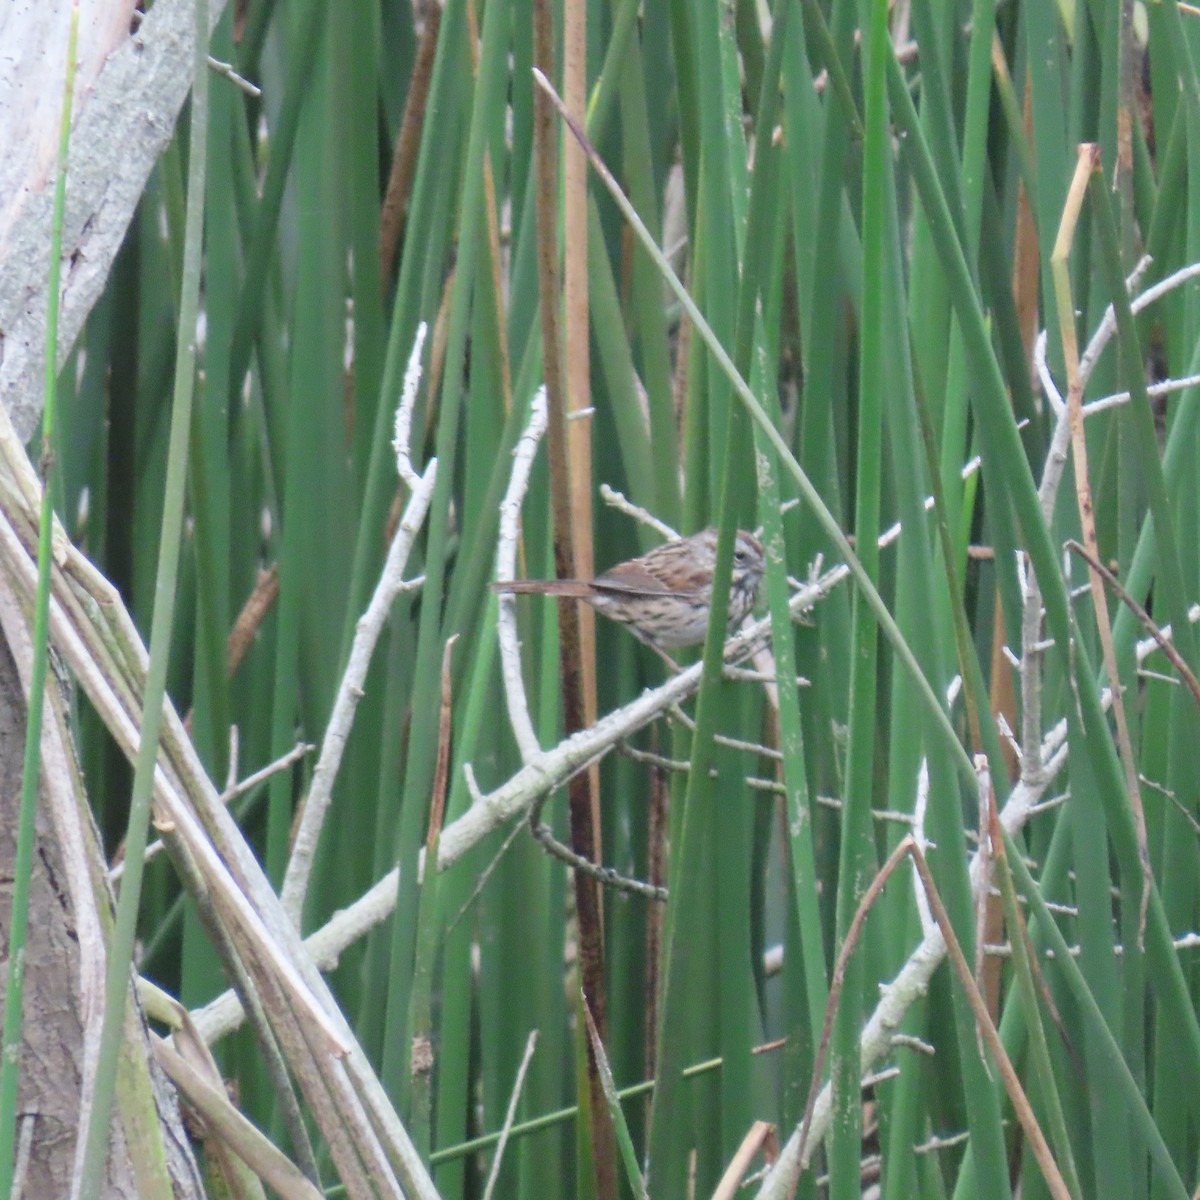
[0,582,204,1199]
[0,1,227,1194]
[0,0,230,442]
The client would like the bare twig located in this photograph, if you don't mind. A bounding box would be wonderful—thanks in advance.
[794,838,914,1169]
[481,1031,539,1200]
[713,1122,778,1200]
[494,389,549,764]
[905,842,1073,1200]
[1066,539,1200,709]
[282,328,437,923]
[393,323,429,490]
[378,7,442,288]
[193,865,401,1045]
[598,483,680,542]
[528,820,667,901]
[205,54,260,97]
[1082,370,1200,417]
[1052,145,1149,942]
[226,564,280,678]
[110,740,313,881]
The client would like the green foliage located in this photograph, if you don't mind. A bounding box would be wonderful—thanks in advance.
[55,0,1200,1195]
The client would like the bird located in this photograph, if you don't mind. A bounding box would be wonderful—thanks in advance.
[492,527,765,648]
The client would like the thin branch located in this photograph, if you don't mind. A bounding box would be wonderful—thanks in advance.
[528,820,667,901]
[481,1032,539,1200]
[1082,370,1200,417]
[226,564,280,679]
[109,740,313,881]
[282,336,437,923]
[393,323,429,490]
[205,55,260,96]
[193,866,401,1045]
[598,484,680,542]
[494,388,549,764]
[905,842,1073,1200]
[1065,540,1200,707]
[794,838,914,1169]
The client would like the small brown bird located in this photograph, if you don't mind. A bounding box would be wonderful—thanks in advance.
[493,528,765,648]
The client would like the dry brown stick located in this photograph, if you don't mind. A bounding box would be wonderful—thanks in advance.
[530,0,615,1191]
[378,1,442,290]
[1065,539,1200,709]
[713,1121,778,1200]
[795,837,913,1169]
[427,635,458,851]
[644,745,668,1081]
[983,775,1078,1079]
[1051,142,1151,943]
[182,561,279,735]
[226,562,279,678]
[795,836,1074,1200]
[998,36,1040,366]
[907,841,1074,1200]
[562,0,599,877]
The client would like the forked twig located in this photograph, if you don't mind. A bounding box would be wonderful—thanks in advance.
[529,819,667,902]
[1051,143,1149,943]
[905,842,1073,1200]
[794,838,912,1169]
[792,837,1073,1200]
[1065,540,1200,709]
[282,328,437,923]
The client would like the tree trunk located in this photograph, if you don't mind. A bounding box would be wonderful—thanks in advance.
[0,582,203,1198]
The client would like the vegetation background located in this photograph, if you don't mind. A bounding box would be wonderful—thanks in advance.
[5,0,1200,1197]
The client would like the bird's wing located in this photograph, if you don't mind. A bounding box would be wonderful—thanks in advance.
[592,566,692,597]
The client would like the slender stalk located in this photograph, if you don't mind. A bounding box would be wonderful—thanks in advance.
[830,0,888,1189]
[986,797,1082,1199]
[0,9,80,1194]
[905,842,1073,1200]
[77,0,208,1193]
[530,0,615,1190]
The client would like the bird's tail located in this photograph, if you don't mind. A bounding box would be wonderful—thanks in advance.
[491,579,594,597]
